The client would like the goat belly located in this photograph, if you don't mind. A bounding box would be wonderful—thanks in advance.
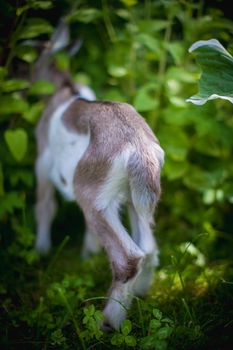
[48,98,90,201]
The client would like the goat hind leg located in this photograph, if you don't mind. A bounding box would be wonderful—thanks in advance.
[35,152,57,254]
[128,204,159,296]
[84,204,144,330]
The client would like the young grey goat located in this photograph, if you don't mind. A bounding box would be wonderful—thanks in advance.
[34,21,165,330]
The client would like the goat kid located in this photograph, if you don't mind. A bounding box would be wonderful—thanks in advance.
[34,21,165,330]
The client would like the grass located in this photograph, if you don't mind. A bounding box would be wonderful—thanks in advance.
[0,204,233,349]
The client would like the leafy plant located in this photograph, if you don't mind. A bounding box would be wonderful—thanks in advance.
[111,319,137,347]
[140,309,174,350]
[51,328,67,346]
[81,304,104,341]
[187,39,233,105]
[0,0,233,349]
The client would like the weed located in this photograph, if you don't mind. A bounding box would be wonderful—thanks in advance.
[139,308,174,350]
[111,319,137,347]
[81,304,104,342]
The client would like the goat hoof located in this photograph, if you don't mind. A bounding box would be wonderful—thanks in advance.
[35,240,51,256]
[101,320,114,332]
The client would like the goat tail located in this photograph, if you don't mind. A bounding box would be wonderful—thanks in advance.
[127,142,164,215]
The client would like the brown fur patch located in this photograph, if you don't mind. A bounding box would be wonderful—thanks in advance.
[112,255,142,283]
[62,99,90,134]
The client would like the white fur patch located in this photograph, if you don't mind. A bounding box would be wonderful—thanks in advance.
[95,148,132,211]
[153,142,165,168]
[47,97,90,200]
[76,84,96,101]
[103,257,143,330]
[103,282,130,330]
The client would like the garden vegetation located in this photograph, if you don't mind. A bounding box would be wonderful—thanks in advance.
[0,0,233,349]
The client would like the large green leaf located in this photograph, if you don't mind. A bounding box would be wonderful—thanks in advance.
[4,128,28,162]
[1,79,29,93]
[0,95,28,114]
[16,1,53,16]
[15,45,37,63]
[18,18,53,39]
[187,39,233,105]
[29,80,55,95]
[67,9,102,23]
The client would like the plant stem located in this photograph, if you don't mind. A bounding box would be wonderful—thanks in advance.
[45,235,70,275]
[58,288,87,350]
[102,0,116,42]
[151,13,173,129]
[135,297,145,336]
[5,11,27,71]
[181,297,196,326]
[145,0,151,19]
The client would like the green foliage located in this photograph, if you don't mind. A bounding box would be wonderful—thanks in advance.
[0,0,233,349]
[51,329,67,346]
[111,319,137,347]
[67,8,102,23]
[187,39,233,104]
[140,308,174,350]
[4,128,28,161]
[18,18,53,39]
[81,304,104,341]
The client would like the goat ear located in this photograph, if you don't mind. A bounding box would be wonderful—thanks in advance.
[49,19,70,54]
[69,38,83,56]
[23,20,70,57]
